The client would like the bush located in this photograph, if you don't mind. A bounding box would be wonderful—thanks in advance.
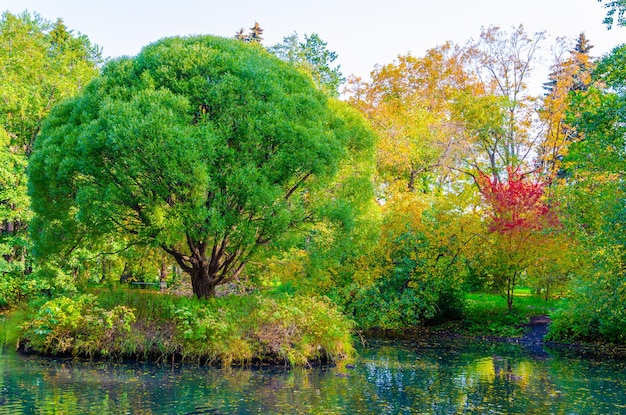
[547,303,601,342]
[19,290,355,366]
[348,230,466,330]
[0,274,19,309]
[21,294,136,356]
[168,293,354,365]
[253,295,354,365]
[0,264,79,309]
[548,260,626,345]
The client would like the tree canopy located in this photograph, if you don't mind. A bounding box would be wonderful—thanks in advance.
[269,32,344,97]
[0,11,100,279]
[29,35,374,298]
[598,0,626,28]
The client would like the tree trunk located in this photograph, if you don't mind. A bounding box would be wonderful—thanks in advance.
[159,259,168,290]
[163,237,247,299]
[506,271,519,312]
[190,264,217,299]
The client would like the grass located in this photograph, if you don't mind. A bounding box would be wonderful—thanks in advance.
[436,288,563,338]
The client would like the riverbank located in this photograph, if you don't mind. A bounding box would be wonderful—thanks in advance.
[363,314,626,361]
[6,288,626,366]
[10,290,355,366]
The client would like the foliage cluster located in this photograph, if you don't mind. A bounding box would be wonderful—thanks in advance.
[347,204,467,330]
[0,11,100,287]
[21,294,136,356]
[546,44,626,343]
[19,290,354,366]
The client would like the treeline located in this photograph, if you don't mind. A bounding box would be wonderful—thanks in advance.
[0,9,624,352]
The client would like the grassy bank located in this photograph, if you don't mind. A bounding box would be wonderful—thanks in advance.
[433,289,562,338]
[15,289,355,366]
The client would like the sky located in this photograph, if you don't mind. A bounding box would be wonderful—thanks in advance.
[3,0,625,90]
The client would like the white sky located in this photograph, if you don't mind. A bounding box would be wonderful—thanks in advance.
[3,0,625,90]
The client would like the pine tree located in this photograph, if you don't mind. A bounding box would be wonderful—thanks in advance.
[234,22,263,44]
[249,22,263,44]
[570,33,594,92]
[234,27,246,41]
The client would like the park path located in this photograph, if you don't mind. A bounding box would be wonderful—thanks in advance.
[522,315,551,345]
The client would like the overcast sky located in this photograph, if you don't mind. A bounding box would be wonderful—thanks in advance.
[3,0,624,89]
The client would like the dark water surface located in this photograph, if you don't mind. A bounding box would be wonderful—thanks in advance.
[1,335,625,414]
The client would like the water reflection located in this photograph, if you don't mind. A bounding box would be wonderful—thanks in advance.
[1,337,625,414]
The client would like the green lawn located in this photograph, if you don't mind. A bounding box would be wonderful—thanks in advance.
[439,289,563,337]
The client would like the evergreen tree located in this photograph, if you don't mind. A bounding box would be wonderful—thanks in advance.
[571,32,594,92]
[234,22,263,44]
[249,22,263,43]
[269,32,344,97]
[234,27,246,41]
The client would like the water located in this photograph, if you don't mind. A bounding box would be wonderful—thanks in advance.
[1,336,625,414]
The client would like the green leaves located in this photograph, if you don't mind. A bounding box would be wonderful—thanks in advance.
[598,0,626,28]
[0,11,100,287]
[30,35,373,297]
[269,32,344,97]
[548,43,626,343]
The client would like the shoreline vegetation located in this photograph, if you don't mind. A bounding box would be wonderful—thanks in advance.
[7,289,354,367]
[4,287,625,366]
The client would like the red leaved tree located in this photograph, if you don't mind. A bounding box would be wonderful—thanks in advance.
[476,167,560,310]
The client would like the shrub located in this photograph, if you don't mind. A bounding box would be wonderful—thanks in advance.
[168,293,354,365]
[0,274,19,309]
[19,290,355,366]
[21,294,136,356]
[253,295,354,365]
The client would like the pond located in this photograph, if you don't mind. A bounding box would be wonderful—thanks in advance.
[1,335,625,414]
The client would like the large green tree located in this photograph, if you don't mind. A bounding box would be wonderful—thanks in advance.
[0,11,100,278]
[29,35,373,299]
[269,32,344,97]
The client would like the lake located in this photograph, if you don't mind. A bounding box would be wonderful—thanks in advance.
[1,335,625,414]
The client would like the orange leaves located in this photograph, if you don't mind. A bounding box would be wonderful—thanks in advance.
[348,43,482,193]
[539,34,595,179]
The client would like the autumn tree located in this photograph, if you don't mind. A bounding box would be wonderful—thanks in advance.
[467,25,545,178]
[344,43,499,327]
[476,168,561,310]
[348,42,487,194]
[538,33,594,179]
[29,35,373,299]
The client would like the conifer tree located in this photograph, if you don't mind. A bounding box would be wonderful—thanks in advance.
[234,22,264,44]
[249,22,263,43]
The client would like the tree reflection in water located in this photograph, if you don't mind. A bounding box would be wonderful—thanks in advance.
[1,338,625,414]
